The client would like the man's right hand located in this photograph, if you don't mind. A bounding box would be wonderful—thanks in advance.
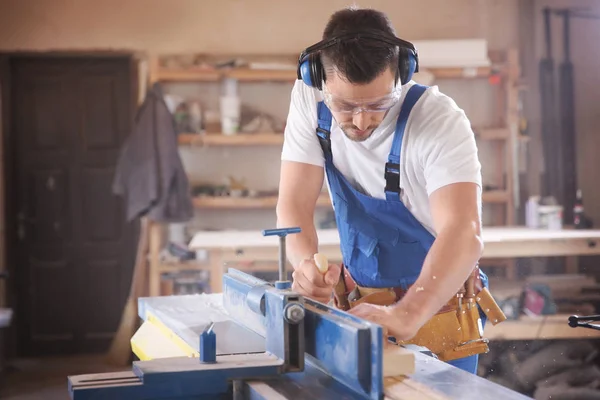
[291,259,341,303]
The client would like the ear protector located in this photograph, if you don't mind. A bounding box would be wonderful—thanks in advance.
[296,30,419,90]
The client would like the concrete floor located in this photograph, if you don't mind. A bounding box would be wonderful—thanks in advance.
[0,355,126,400]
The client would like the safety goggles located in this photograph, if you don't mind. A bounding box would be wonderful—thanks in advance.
[322,83,402,115]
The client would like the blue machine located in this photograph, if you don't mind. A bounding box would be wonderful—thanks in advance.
[67,227,532,400]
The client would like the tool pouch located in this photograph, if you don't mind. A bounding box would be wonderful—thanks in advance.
[339,267,507,362]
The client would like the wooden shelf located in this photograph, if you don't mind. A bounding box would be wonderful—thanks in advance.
[158,262,208,273]
[155,67,296,83]
[427,66,494,79]
[475,127,529,142]
[227,68,297,81]
[192,193,331,209]
[482,190,510,203]
[155,65,497,83]
[485,314,600,340]
[157,68,221,82]
[178,132,284,146]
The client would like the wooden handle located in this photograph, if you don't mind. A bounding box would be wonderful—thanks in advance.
[313,253,328,274]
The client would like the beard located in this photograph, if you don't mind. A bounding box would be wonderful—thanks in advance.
[339,123,379,142]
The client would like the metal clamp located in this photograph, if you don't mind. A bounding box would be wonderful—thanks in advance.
[262,227,301,289]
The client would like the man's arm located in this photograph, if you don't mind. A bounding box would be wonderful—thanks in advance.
[390,182,484,334]
[275,160,324,269]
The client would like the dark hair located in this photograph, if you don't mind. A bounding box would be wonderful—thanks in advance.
[321,7,399,84]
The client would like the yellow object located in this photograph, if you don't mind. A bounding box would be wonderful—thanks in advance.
[130,311,198,361]
[313,253,328,273]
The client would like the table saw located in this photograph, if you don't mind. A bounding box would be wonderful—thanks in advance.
[67,227,532,400]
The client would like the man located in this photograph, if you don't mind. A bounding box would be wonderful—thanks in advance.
[276,7,505,374]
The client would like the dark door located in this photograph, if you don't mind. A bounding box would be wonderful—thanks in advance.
[9,56,138,356]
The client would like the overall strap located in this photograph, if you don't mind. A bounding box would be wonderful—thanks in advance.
[316,101,334,162]
[385,84,429,201]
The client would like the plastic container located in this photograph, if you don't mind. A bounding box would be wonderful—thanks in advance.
[220,96,241,135]
[220,78,241,135]
[538,205,563,230]
[525,196,541,228]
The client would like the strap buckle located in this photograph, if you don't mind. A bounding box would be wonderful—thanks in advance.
[316,127,332,158]
[384,162,400,193]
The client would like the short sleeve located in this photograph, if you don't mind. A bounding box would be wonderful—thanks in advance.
[415,99,482,196]
[280,80,324,167]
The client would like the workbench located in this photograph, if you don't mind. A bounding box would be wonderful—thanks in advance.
[151,226,599,343]
[179,227,600,294]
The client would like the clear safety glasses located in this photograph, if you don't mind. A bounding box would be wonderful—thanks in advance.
[321,83,402,115]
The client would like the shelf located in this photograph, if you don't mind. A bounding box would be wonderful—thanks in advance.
[178,133,284,146]
[158,262,208,273]
[427,66,494,79]
[474,127,530,142]
[227,68,297,81]
[157,68,221,82]
[485,314,600,340]
[192,193,332,209]
[482,190,509,203]
[155,65,496,83]
[155,67,296,83]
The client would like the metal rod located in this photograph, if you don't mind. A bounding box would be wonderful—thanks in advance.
[279,235,286,282]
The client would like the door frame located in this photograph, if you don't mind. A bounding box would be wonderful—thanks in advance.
[0,50,143,358]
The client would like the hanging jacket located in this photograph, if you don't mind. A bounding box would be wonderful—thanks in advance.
[112,82,194,223]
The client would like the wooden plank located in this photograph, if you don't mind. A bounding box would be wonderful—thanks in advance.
[383,347,415,377]
[484,314,600,340]
[384,375,450,400]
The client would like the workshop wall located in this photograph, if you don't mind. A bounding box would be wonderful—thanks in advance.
[0,0,519,52]
[0,0,522,231]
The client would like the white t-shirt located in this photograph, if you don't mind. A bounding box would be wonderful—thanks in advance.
[280,79,482,235]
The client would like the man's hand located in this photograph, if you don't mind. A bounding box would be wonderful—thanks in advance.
[349,303,419,341]
[292,259,341,303]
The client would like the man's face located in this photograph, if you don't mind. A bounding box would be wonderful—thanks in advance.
[323,67,399,142]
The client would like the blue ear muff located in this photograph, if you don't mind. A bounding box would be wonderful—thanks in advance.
[405,51,417,83]
[298,53,323,90]
[299,58,315,88]
[297,32,419,88]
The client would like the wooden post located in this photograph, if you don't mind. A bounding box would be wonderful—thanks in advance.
[148,221,163,297]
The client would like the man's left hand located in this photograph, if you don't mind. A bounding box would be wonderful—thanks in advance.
[348,303,420,341]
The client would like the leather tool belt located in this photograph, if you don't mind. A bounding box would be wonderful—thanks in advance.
[332,265,507,362]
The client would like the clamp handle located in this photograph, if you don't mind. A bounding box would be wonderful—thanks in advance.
[262,227,301,288]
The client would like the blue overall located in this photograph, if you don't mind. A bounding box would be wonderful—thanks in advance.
[315,83,488,374]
